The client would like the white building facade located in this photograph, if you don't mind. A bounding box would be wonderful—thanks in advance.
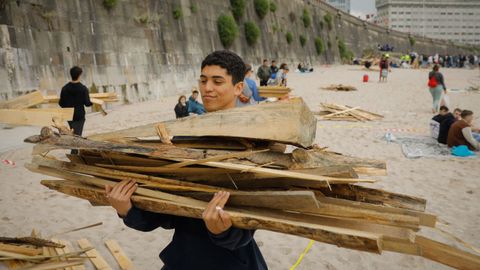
[326,0,351,13]
[375,0,480,45]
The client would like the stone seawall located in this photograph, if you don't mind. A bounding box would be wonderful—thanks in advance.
[0,0,475,101]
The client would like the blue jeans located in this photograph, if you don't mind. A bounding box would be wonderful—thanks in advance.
[473,132,480,142]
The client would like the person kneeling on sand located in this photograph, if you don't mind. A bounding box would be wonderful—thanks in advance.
[437,108,458,144]
[447,110,480,151]
[105,50,268,270]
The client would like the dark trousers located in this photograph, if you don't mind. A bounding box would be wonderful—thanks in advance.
[68,119,85,154]
[260,79,268,86]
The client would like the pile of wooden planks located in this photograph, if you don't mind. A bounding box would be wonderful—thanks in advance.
[321,84,357,91]
[0,91,118,126]
[258,86,291,98]
[0,231,135,270]
[24,98,480,269]
[317,103,384,122]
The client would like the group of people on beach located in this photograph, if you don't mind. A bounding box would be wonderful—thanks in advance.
[428,65,479,152]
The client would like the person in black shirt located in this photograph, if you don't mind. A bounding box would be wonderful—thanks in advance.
[59,66,92,137]
[270,60,278,77]
[105,51,267,270]
[174,95,189,118]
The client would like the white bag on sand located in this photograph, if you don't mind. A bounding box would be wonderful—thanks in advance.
[440,93,450,108]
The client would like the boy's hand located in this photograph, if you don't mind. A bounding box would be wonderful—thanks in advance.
[202,191,232,235]
[105,180,137,217]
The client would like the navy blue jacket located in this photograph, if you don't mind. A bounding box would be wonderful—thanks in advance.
[123,206,268,270]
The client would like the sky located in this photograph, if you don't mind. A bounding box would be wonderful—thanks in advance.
[350,0,377,18]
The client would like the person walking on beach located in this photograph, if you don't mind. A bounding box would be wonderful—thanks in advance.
[257,59,271,86]
[428,64,447,113]
[379,54,390,82]
[105,50,268,270]
[59,66,92,137]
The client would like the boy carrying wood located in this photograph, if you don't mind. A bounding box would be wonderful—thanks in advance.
[105,51,268,270]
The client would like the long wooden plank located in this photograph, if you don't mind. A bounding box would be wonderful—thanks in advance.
[164,149,268,169]
[56,240,86,270]
[27,163,320,210]
[42,180,381,253]
[0,91,44,109]
[0,244,41,256]
[318,184,427,212]
[77,239,112,270]
[197,161,376,186]
[43,93,117,103]
[104,240,136,270]
[29,156,227,191]
[88,98,317,147]
[0,108,73,126]
[17,260,85,270]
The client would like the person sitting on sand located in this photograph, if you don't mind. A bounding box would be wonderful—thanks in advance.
[174,95,189,119]
[244,64,265,102]
[437,107,459,144]
[428,65,447,113]
[105,50,268,270]
[453,108,462,120]
[447,110,479,151]
[187,89,206,115]
[430,106,449,139]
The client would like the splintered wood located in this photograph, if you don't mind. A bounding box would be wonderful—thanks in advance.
[321,84,357,91]
[0,234,134,270]
[258,86,291,98]
[318,103,384,122]
[0,91,118,126]
[23,98,480,270]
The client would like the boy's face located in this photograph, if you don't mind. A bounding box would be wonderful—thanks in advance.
[199,65,243,112]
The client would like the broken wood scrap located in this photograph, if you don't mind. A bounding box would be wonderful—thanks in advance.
[88,97,316,148]
[321,84,358,91]
[41,180,383,253]
[0,91,44,109]
[258,86,292,98]
[0,238,63,249]
[104,240,136,270]
[0,108,73,126]
[318,103,383,122]
[77,239,112,270]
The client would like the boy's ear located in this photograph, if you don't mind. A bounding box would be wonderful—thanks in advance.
[233,81,244,96]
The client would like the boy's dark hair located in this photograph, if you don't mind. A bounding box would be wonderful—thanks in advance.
[439,106,449,112]
[461,110,473,118]
[70,66,83,81]
[271,60,276,63]
[433,64,439,72]
[192,90,199,94]
[201,50,246,85]
[454,108,462,113]
[263,59,268,63]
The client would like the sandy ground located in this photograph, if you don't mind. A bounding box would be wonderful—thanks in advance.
[0,65,479,270]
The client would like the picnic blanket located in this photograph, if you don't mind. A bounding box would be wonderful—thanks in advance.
[393,135,477,159]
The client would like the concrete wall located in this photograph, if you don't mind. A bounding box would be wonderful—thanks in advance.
[0,0,475,101]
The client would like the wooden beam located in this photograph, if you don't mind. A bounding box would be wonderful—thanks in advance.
[0,91,44,109]
[16,260,85,270]
[77,239,112,270]
[55,240,85,270]
[0,108,73,126]
[88,98,317,148]
[43,180,381,253]
[318,184,427,212]
[0,244,41,256]
[104,240,136,270]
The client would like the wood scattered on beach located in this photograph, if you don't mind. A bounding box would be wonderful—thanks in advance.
[316,103,384,122]
[21,97,480,270]
[321,84,357,91]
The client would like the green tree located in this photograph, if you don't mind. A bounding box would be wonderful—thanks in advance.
[217,15,238,48]
[314,37,324,55]
[173,7,182,19]
[324,12,333,30]
[244,21,261,46]
[103,0,117,10]
[230,0,246,21]
[254,0,269,19]
[286,32,293,44]
[270,1,277,12]
[299,35,306,47]
[301,8,311,28]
